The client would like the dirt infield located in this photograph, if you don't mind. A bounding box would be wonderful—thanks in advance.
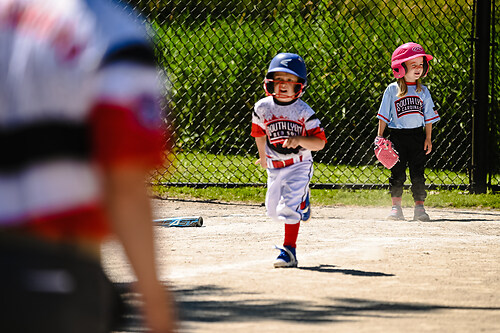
[102,198,500,333]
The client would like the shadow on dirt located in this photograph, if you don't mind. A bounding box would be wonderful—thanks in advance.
[428,218,491,222]
[113,283,500,331]
[298,264,394,276]
[438,210,500,217]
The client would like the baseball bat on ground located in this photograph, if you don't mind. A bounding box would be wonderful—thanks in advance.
[153,216,203,227]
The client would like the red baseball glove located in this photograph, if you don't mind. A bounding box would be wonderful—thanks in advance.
[374,136,399,169]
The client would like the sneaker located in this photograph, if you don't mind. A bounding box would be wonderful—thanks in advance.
[413,205,430,221]
[300,190,311,223]
[273,245,298,268]
[387,205,405,220]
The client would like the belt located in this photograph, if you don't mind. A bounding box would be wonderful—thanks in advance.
[271,156,303,169]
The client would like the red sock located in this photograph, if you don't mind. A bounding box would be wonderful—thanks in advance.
[392,197,402,206]
[283,222,300,248]
[415,201,424,206]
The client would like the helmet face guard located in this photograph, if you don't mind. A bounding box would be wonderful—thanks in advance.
[264,53,308,99]
[264,78,305,99]
[391,42,433,79]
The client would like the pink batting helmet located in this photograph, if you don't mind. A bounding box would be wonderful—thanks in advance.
[391,42,433,79]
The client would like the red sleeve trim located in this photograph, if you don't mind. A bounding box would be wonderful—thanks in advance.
[90,103,167,168]
[251,123,266,137]
[425,115,440,123]
[306,127,327,142]
[377,113,390,122]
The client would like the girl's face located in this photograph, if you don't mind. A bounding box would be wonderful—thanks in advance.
[272,71,300,102]
[404,57,424,82]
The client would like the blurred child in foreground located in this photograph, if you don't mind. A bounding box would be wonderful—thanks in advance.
[0,0,176,331]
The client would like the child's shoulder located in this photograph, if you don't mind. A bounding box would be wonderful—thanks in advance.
[255,96,274,109]
[295,99,316,114]
[385,81,399,91]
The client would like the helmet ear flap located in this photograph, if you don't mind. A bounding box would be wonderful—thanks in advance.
[264,80,274,96]
[294,78,306,94]
[264,72,274,96]
[392,63,406,79]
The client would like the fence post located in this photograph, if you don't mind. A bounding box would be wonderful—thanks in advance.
[471,0,491,194]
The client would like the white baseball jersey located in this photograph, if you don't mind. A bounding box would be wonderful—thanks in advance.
[251,96,326,224]
[251,96,326,169]
[377,82,440,129]
[0,0,164,237]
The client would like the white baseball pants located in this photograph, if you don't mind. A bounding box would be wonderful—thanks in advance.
[265,161,313,224]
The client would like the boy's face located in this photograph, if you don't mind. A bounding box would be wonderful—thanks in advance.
[272,71,301,102]
[404,57,424,82]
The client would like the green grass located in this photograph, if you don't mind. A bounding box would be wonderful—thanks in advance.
[151,152,500,209]
[152,186,500,210]
[154,152,479,186]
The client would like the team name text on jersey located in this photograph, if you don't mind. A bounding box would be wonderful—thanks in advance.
[394,96,423,118]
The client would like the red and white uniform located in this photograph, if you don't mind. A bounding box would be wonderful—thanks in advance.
[251,96,326,224]
[0,0,165,240]
[251,96,326,169]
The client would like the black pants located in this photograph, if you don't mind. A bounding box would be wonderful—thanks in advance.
[0,232,123,333]
[388,128,427,202]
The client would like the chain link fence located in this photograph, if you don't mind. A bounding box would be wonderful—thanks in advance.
[122,0,499,190]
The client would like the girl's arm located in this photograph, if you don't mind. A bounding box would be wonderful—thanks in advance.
[424,123,433,154]
[377,119,387,137]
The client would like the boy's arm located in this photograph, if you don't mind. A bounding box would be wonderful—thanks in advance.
[254,136,268,168]
[424,123,433,154]
[283,136,325,151]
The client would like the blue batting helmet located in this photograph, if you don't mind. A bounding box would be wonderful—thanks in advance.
[264,53,308,98]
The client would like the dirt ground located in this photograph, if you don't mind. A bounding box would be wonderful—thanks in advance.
[102,198,500,333]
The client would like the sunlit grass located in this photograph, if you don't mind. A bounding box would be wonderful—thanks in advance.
[151,153,500,209]
[154,152,475,186]
[152,186,500,209]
